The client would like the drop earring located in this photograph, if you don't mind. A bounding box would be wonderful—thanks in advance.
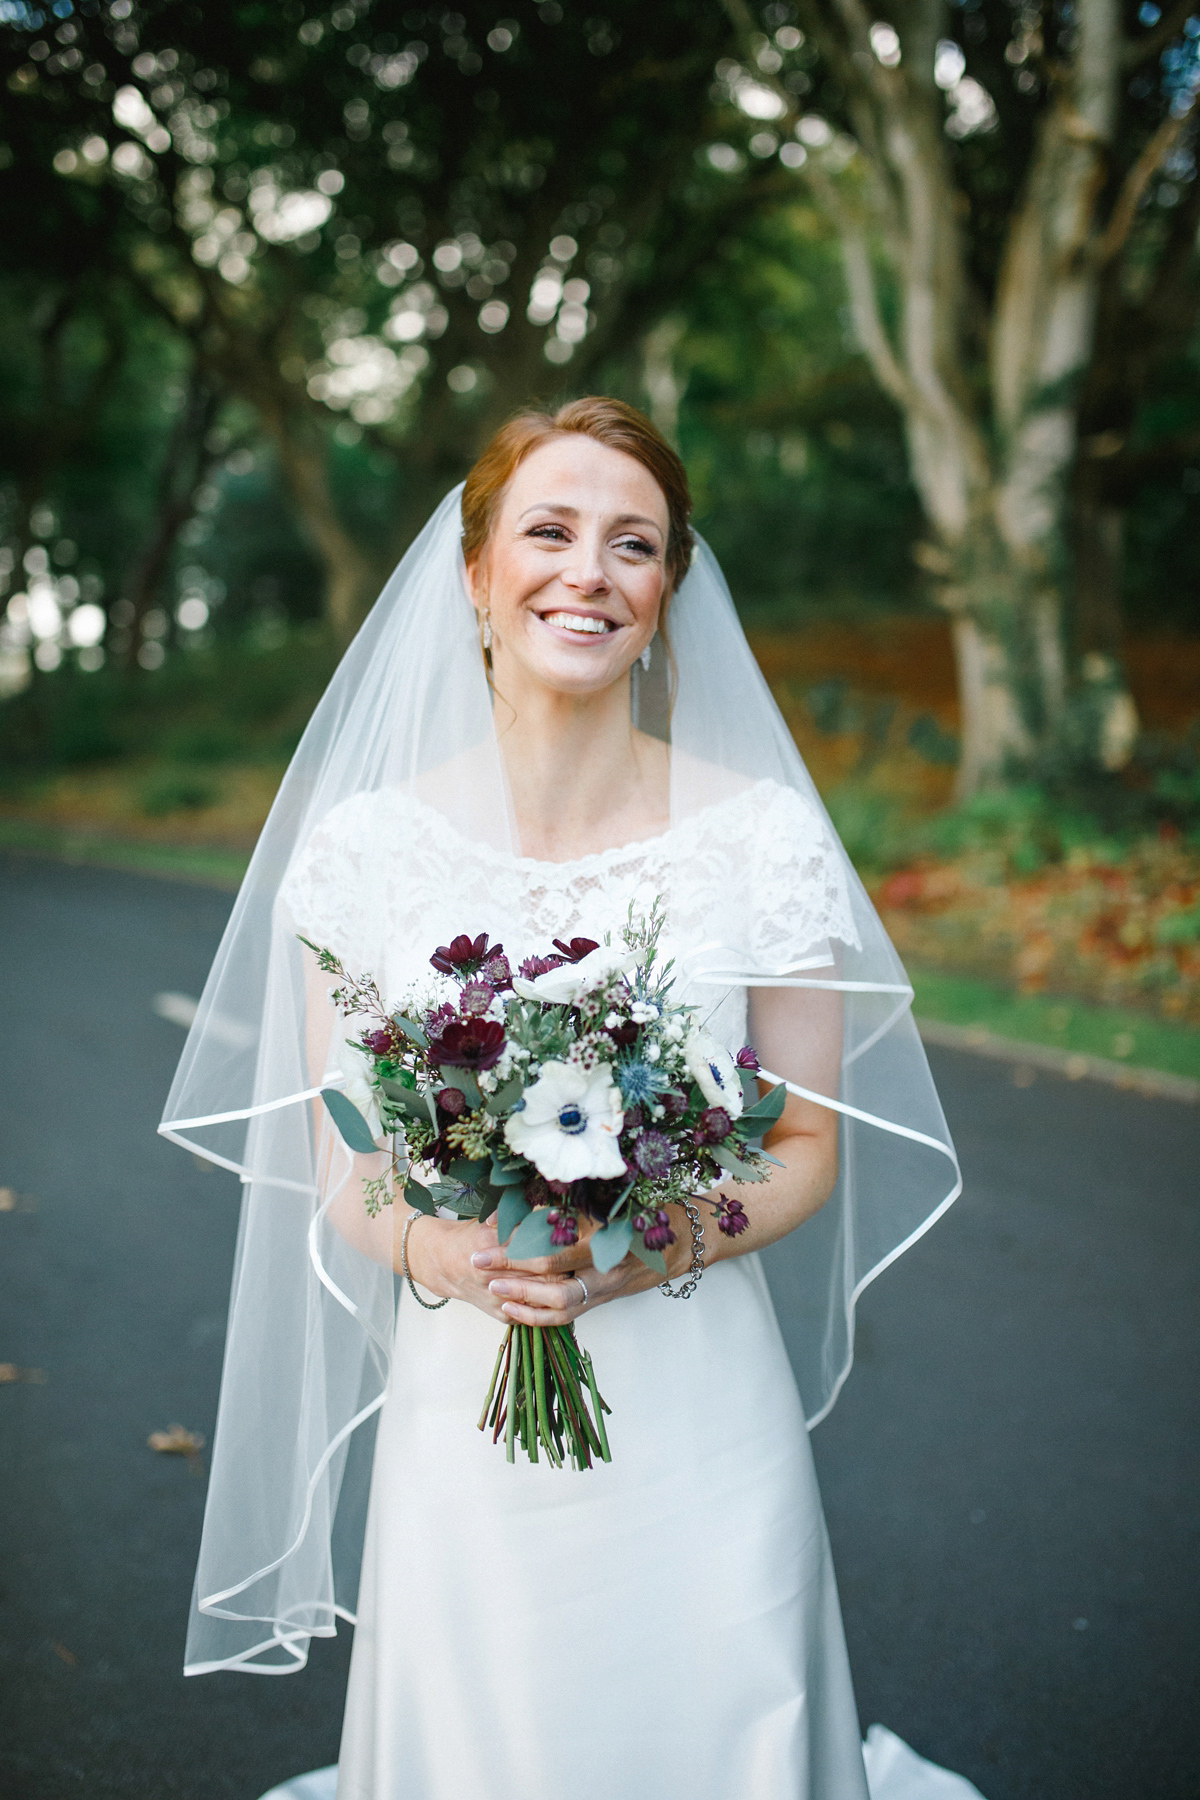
[640,642,652,672]
[482,610,492,650]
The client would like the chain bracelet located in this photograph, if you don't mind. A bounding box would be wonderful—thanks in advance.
[659,1198,705,1300]
[401,1209,450,1310]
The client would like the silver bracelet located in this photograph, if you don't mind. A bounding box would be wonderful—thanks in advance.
[401,1209,450,1310]
[659,1198,705,1300]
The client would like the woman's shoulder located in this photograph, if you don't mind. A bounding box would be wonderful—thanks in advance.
[671,754,832,853]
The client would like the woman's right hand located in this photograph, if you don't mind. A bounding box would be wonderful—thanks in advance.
[400,1212,556,1323]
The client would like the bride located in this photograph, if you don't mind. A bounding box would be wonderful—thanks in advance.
[162,399,968,1798]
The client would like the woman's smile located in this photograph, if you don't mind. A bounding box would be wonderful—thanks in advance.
[537,608,620,639]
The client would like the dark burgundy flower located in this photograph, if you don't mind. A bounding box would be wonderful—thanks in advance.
[459,980,495,1017]
[518,953,565,981]
[525,1173,575,1209]
[606,1020,639,1049]
[424,1000,457,1033]
[481,953,512,991]
[643,1207,676,1252]
[363,1028,395,1057]
[547,1208,579,1248]
[430,932,503,977]
[717,1197,750,1238]
[552,936,600,963]
[574,1176,624,1220]
[436,1086,467,1117]
[426,1016,507,1071]
[693,1106,733,1145]
[660,1090,689,1119]
[736,1044,760,1071]
[621,1104,646,1136]
[631,1130,675,1180]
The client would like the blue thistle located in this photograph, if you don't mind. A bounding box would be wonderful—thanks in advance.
[616,1054,668,1108]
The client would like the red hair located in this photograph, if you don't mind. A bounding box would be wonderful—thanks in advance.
[461,397,693,594]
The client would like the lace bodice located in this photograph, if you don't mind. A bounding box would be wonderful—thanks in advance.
[281,778,858,1046]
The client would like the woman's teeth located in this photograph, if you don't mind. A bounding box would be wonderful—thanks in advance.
[542,612,612,635]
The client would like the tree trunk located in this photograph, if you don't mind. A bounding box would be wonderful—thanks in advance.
[259,402,378,645]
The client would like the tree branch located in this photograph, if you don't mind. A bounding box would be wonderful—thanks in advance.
[1093,89,1199,265]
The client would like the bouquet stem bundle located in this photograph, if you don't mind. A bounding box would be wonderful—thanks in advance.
[478,1323,611,1469]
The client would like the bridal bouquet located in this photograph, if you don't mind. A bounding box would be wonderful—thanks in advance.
[302,904,785,1470]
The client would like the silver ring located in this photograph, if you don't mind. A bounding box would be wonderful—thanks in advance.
[573,1275,589,1307]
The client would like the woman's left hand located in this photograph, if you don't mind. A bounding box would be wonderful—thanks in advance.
[468,1209,688,1328]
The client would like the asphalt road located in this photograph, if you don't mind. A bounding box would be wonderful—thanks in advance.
[1,853,1196,1800]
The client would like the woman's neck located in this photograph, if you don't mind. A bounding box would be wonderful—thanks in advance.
[491,662,669,862]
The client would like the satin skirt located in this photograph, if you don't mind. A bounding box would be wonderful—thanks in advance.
[336,1254,871,1800]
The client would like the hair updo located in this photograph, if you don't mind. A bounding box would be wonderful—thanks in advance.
[461,397,694,595]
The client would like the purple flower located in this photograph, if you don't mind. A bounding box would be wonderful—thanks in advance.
[631,1130,675,1180]
[660,1090,689,1119]
[481,953,512,991]
[547,1208,579,1248]
[717,1197,750,1238]
[424,1000,457,1033]
[736,1044,760,1071]
[643,1207,675,1252]
[459,980,495,1017]
[430,932,504,978]
[693,1106,733,1145]
[518,953,565,981]
[552,936,600,963]
[436,1086,467,1117]
[426,1016,506,1072]
[363,1028,395,1057]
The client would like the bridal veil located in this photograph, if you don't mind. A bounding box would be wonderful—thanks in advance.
[160,485,960,1676]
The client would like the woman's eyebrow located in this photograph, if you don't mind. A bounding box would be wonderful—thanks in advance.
[515,502,662,533]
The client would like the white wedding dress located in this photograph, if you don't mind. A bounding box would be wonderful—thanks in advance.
[275,782,985,1800]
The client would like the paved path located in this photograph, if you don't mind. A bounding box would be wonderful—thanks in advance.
[0,854,1196,1800]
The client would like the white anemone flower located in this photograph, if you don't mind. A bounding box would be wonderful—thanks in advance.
[504,1060,626,1182]
[683,1028,744,1118]
[337,1041,385,1142]
[511,944,638,1006]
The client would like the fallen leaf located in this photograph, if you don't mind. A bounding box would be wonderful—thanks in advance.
[148,1423,206,1456]
[0,1364,47,1384]
[0,1189,15,1212]
[52,1642,77,1666]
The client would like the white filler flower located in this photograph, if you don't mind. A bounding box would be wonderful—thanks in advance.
[511,944,639,1006]
[504,1060,626,1182]
[683,1028,744,1118]
[337,1042,385,1141]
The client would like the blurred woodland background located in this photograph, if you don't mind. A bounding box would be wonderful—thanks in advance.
[1,0,1199,1061]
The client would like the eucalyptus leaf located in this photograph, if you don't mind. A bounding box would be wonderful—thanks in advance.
[590,1216,634,1273]
[484,1075,525,1118]
[391,1013,428,1049]
[448,1156,487,1188]
[710,1143,759,1180]
[478,1190,500,1223]
[403,1177,436,1216]
[487,1157,526,1186]
[438,1065,482,1109]
[738,1068,760,1106]
[606,1178,635,1219]
[320,1087,380,1155]
[740,1082,786,1128]
[629,1236,667,1275]
[506,1209,557,1261]
[497,1188,531,1246]
[378,1079,430,1119]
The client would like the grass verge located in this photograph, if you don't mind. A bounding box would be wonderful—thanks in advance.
[910,967,1200,1082]
[0,819,250,889]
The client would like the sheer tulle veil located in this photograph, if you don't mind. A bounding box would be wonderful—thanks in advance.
[160,484,961,1676]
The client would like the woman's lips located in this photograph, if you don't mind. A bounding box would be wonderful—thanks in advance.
[538,610,618,637]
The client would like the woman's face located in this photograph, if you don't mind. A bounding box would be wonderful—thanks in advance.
[468,433,670,697]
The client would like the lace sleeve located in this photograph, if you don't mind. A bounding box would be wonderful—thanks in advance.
[277,790,382,971]
[746,783,861,969]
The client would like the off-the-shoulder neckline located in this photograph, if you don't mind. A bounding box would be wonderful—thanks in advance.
[357,777,797,875]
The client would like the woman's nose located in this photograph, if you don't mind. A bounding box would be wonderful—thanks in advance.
[560,536,609,593]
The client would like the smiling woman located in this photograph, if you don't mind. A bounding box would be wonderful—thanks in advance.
[161,396,962,1800]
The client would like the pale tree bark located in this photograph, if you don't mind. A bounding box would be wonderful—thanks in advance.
[724,0,1185,793]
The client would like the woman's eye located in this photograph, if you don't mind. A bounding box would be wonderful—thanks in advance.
[616,537,655,557]
[527,524,570,543]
